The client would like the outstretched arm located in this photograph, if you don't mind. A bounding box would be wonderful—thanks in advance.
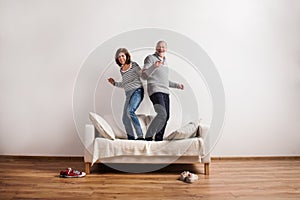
[108,78,123,88]
[169,81,184,90]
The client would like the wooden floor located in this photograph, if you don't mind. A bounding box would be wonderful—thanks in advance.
[0,156,300,200]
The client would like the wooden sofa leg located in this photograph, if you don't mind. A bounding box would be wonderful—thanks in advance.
[85,162,91,174]
[204,163,209,175]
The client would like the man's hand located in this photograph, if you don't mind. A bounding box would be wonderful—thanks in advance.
[178,84,184,90]
[154,61,163,68]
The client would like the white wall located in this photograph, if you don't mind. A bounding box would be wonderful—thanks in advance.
[0,0,299,156]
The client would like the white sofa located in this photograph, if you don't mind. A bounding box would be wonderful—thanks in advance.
[84,113,211,175]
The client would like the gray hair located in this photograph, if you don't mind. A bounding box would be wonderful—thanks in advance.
[156,40,167,48]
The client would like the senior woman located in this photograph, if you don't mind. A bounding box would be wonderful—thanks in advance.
[108,48,144,140]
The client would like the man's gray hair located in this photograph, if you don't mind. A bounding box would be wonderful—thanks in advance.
[156,40,167,48]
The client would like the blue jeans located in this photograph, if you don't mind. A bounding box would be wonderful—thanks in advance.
[145,92,170,141]
[122,88,144,140]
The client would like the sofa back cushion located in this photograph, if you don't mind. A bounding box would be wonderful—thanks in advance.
[165,119,201,140]
[113,114,148,139]
[89,112,115,140]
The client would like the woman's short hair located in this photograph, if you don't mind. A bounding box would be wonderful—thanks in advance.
[115,48,131,66]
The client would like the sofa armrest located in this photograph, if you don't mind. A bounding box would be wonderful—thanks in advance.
[198,123,209,139]
[198,123,211,163]
[84,124,95,163]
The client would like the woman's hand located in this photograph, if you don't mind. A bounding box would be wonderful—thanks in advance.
[108,78,115,85]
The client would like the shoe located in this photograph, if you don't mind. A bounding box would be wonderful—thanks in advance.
[154,135,163,141]
[136,137,145,140]
[60,168,86,178]
[185,172,198,183]
[179,171,189,181]
[145,137,153,141]
[60,167,71,177]
[127,134,135,140]
[179,171,198,183]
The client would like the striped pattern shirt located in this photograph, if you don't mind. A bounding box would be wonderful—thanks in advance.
[114,62,143,92]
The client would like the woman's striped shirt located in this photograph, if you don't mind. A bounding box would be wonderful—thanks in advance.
[114,62,143,92]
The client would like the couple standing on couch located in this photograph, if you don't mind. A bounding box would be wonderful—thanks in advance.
[108,41,184,141]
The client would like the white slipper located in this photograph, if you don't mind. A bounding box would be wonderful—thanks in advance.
[179,171,190,181]
[185,172,198,183]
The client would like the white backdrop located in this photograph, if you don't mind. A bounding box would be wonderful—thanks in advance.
[0,0,299,156]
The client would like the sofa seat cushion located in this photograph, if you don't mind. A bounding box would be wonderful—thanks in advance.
[92,138,204,165]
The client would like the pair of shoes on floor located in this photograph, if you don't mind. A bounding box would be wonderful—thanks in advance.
[179,171,198,183]
[60,167,86,178]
